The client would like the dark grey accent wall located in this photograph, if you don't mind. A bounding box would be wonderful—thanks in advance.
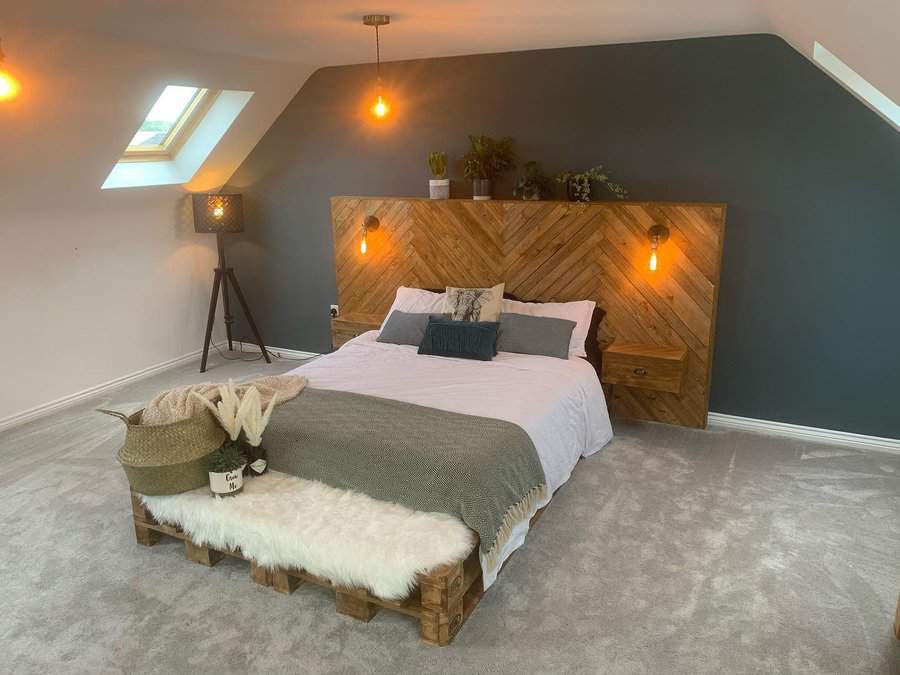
[226,34,900,438]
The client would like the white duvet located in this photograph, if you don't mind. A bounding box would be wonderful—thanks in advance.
[287,331,613,588]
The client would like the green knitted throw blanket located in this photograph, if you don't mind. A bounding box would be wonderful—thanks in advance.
[264,388,547,570]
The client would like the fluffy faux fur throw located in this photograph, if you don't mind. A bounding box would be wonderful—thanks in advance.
[141,375,307,425]
[141,471,476,600]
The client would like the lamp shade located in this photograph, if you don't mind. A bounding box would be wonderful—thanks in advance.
[192,193,244,234]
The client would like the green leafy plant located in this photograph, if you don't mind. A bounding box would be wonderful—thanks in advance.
[427,151,447,179]
[462,135,516,180]
[207,443,245,474]
[557,166,628,202]
[513,161,554,200]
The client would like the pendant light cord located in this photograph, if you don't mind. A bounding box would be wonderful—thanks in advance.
[375,25,381,86]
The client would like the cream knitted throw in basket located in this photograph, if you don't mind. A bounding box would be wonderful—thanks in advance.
[141,375,307,425]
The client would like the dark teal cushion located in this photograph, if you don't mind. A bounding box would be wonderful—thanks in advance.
[418,317,499,361]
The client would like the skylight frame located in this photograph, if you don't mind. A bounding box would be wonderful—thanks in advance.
[122,87,220,162]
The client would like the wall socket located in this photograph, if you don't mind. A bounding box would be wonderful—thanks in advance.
[330,304,340,318]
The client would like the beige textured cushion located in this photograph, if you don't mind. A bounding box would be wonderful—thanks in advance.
[444,283,505,321]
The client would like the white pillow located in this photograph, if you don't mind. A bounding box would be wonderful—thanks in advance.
[380,287,446,329]
[501,298,596,357]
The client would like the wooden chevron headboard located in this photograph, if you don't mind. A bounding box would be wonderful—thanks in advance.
[331,197,726,428]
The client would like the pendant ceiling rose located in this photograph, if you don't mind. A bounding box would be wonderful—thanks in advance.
[363,15,390,27]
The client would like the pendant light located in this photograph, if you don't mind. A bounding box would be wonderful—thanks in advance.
[0,39,21,102]
[363,14,390,119]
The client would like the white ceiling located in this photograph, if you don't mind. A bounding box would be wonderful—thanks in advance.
[9,1,898,117]
[9,1,766,65]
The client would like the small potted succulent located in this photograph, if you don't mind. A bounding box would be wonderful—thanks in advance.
[513,161,553,201]
[557,166,628,202]
[207,444,246,497]
[462,134,516,200]
[427,151,450,200]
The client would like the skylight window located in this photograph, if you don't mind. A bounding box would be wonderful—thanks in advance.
[124,85,216,160]
[813,42,899,132]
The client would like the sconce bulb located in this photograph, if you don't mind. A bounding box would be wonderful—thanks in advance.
[649,249,658,272]
[0,69,20,101]
[370,94,389,118]
[360,231,368,255]
[212,206,224,219]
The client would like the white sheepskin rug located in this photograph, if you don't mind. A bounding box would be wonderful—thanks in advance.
[141,471,476,600]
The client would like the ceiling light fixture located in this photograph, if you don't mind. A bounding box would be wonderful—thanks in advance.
[0,39,21,102]
[363,14,391,119]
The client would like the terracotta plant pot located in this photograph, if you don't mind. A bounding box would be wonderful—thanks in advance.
[472,179,492,201]
[429,178,450,200]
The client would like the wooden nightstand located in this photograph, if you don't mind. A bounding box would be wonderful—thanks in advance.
[601,342,688,395]
[331,314,382,349]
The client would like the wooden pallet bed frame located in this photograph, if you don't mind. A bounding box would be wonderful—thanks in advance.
[129,490,544,646]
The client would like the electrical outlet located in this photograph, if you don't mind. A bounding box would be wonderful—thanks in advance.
[330,304,340,318]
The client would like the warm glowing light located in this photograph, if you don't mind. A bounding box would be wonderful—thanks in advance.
[212,206,225,219]
[649,248,658,272]
[360,230,368,254]
[370,94,389,118]
[0,70,20,101]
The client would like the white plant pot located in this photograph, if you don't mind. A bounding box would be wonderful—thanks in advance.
[209,466,245,497]
[429,178,450,200]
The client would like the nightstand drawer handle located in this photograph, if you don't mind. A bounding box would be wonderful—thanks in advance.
[633,368,648,376]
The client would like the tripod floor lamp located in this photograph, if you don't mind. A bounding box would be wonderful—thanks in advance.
[192,193,270,373]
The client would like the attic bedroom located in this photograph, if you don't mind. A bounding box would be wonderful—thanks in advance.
[1,2,899,673]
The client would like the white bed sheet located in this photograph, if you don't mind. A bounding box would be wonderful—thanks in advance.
[286,331,613,587]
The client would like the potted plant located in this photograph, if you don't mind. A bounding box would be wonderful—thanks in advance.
[427,151,450,200]
[462,135,516,200]
[513,161,553,201]
[207,444,246,497]
[191,381,276,490]
[556,166,629,202]
[237,386,277,476]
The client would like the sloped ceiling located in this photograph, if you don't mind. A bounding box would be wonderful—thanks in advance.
[5,0,897,193]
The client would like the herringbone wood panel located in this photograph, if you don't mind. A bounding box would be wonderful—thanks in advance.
[332,197,726,428]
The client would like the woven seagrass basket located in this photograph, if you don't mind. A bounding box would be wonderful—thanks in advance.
[100,407,225,496]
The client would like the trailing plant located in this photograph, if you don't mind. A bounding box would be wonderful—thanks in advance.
[207,443,245,474]
[556,166,628,202]
[462,135,516,181]
[513,161,553,200]
[427,151,447,179]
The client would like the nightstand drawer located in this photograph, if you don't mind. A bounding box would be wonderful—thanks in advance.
[601,343,687,394]
[331,314,382,349]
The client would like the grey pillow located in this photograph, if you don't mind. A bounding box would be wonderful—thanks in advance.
[496,313,577,359]
[377,311,449,346]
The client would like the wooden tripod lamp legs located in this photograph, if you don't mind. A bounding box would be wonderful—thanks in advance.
[200,265,271,373]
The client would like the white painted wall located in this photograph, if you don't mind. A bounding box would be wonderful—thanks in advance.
[0,21,310,424]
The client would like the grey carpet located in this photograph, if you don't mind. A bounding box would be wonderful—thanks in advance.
[1,354,898,674]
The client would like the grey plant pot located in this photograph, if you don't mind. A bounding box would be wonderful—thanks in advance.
[429,178,450,200]
[472,179,492,201]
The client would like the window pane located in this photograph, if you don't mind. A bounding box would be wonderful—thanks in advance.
[128,86,199,148]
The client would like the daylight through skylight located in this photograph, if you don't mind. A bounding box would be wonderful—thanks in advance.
[124,85,213,159]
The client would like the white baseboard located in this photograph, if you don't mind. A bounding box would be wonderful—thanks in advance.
[0,341,319,434]
[708,412,900,455]
[0,347,207,434]
[231,340,319,361]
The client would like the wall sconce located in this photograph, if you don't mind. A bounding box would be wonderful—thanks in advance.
[360,215,379,254]
[647,224,669,272]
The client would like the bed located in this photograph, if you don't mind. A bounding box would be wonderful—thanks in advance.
[130,300,612,645]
